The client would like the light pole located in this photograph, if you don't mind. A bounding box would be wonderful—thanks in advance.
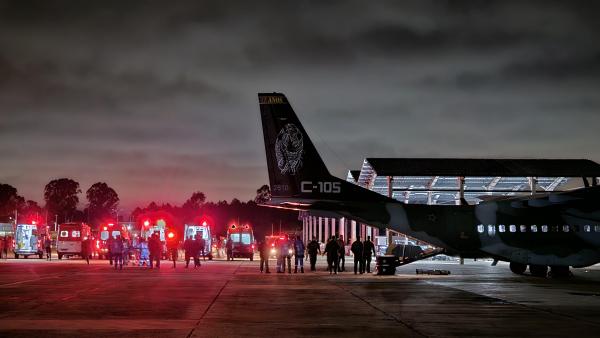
[54,214,58,232]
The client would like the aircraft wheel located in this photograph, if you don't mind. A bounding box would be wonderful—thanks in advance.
[549,266,571,278]
[529,264,548,277]
[509,262,526,274]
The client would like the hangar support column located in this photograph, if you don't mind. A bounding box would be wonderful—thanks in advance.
[351,220,357,243]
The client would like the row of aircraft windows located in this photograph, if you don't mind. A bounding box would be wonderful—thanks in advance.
[477,224,600,235]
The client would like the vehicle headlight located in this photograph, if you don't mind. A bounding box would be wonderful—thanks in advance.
[288,249,293,255]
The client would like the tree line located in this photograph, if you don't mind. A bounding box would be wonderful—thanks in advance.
[0,180,298,238]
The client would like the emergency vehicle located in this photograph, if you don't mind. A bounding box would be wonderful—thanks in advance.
[57,222,91,259]
[142,219,172,259]
[95,222,130,259]
[226,224,255,260]
[13,222,45,259]
[183,221,213,260]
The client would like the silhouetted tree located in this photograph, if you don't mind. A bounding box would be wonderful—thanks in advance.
[44,178,81,223]
[0,183,23,218]
[86,182,119,227]
[254,184,271,204]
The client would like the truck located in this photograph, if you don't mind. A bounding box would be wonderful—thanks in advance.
[13,223,45,259]
[56,222,91,260]
[226,224,255,261]
[183,221,213,260]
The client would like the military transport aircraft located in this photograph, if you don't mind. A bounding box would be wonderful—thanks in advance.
[258,92,600,277]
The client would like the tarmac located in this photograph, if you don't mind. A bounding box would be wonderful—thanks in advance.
[1,256,600,337]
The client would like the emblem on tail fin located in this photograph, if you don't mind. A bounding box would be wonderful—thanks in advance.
[275,123,304,175]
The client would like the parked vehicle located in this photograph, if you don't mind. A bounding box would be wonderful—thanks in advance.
[226,224,255,260]
[184,221,213,260]
[13,223,44,259]
[56,222,91,259]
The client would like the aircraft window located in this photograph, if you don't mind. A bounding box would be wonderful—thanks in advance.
[541,225,548,233]
[562,225,570,232]
[584,225,591,232]
[509,225,517,233]
[477,224,484,233]
[487,225,496,236]
[520,225,527,233]
[498,224,506,233]
[595,225,600,232]
[531,225,538,233]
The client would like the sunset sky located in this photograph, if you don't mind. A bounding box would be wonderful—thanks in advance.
[1,1,598,211]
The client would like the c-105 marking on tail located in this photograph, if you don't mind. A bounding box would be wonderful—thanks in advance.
[301,181,341,194]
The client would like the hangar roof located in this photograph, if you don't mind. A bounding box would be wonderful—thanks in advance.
[364,158,600,177]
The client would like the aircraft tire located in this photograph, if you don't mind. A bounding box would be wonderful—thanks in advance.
[549,266,571,278]
[529,264,548,277]
[509,262,527,274]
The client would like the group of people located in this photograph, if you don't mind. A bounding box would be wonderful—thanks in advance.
[182,234,207,268]
[100,233,163,270]
[256,234,377,275]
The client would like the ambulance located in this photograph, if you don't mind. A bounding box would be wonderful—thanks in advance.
[96,222,130,259]
[56,222,91,259]
[183,221,213,260]
[13,223,44,259]
[226,224,255,261]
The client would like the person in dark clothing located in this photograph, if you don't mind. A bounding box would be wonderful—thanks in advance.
[323,236,340,274]
[166,235,178,268]
[44,235,52,261]
[362,236,377,273]
[337,235,345,272]
[280,235,292,274]
[184,236,195,268]
[225,239,233,261]
[350,237,364,274]
[293,235,305,273]
[193,234,202,267]
[148,233,161,269]
[107,236,114,265]
[198,236,206,261]
[306,236,320,271]
[257,239,270,273]
[111,235,124,270]
[81,237,91,265]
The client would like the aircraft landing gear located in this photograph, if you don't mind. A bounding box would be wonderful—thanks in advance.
[549,266,571,278]
[509,262,527,274]
[529,264,548,277]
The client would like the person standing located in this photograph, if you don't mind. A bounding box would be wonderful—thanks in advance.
[362,236,377,273]
[225,239,233,261]
[293,235,305,273]
[257,239,270,273]
[184,236,195,268]
[323,236,340,274]
[337,235,345,272]
[166,235,178,268]
[350,236,364,274]
[306,236,320,272]
[198,235,206,261]
[193,234,202,267]
[111,235,124,270]
[44,235,52,261]
[138,238,150,267]
[81,237,91,265]
[148,233,161,269]
[281,235,292,274]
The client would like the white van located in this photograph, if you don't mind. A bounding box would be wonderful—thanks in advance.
[14,224,44,259]
[184,222,213,260]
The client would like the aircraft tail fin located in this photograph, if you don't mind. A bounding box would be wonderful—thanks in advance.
[259,93,333,198]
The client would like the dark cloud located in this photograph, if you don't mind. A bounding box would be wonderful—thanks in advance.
[0,1,598,210]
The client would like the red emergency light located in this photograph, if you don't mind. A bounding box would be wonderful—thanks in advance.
[108,223,114,226]
[32,220,37,225]
[144,220,150,227]
[202,221,207,226]
[103,226,108,231]
[230,224,236,229]
[167,232,175,239]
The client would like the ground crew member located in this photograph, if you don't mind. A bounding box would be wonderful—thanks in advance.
[350,236,363,274]
[362,236,377,273]
[44,235,52,261]
[193,234,202,267]
[293,235,305,273]
[337,235,345,272]
[306,236,320,271]
[81,237,91,265]
[148,233,161,269]
[323,236,340,274]
[281,235,292,274]
[257,239,270,273]
[166,234,178,268]
[111,235,124,270]
[184,236,195,268]
[107,235,114,266]
[138,238,150,267]
[225,239,233,261]
[199,236,206,261]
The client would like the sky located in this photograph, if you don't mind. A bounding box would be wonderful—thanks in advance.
[1,1,599,211]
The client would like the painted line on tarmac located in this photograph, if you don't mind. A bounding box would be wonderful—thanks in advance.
[0,319,197,330]
[0,265,104,288]
[185,261,241,338]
